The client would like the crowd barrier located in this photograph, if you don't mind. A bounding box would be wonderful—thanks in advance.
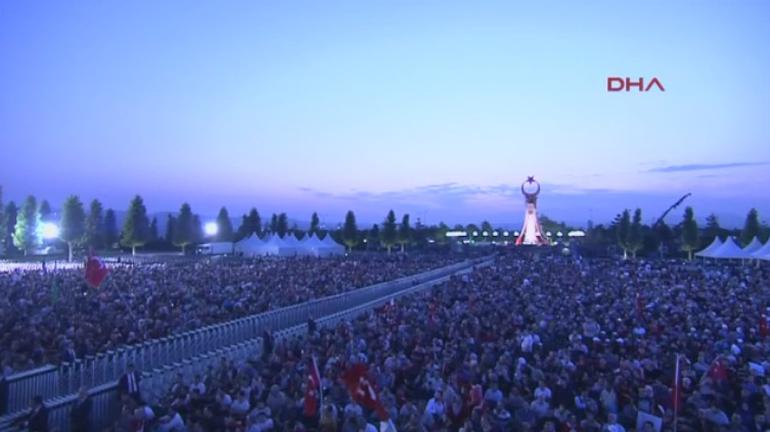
[0,256,492,432]
[0,257,490,420]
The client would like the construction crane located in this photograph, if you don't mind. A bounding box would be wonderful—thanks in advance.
[653,193,692,227]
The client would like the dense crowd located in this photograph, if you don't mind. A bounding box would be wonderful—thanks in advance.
[0,254,466,374]
[110,254,769,432]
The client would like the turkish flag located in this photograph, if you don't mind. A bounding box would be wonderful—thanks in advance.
[85,254,109,288]
[304,356,322,417]
[304,375,319,417]
[672,354,682,414]
[342,363,389,420]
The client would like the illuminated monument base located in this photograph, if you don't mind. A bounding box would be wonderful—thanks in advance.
[515,176,549,246]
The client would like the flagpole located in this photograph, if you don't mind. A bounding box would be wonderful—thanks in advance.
[673,353,679,432]
[316,355,324,410]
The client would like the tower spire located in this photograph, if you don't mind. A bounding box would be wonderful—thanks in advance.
[515,176,549,246]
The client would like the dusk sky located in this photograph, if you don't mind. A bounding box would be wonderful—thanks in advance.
[1,1,769,227]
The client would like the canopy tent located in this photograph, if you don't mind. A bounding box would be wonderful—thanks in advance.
[708,237,750,260]
[234,234,274,256]
[278,233,307,256]
[752,239,770,261]
[232,232,344,257]
[743,237,764,255]
[695,236,723,258]
[317,233,345,256]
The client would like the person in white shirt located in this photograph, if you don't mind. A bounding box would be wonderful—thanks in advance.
[534,381,552,401]
[157,408,185,432]
[602,413,626,432]
[425,390,446,417]
[189,374,206,395]
[247,412,274,432]
[231,391,251,416]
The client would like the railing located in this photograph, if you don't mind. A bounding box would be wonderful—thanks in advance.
[0,257,488,417]
[0,256,493,432]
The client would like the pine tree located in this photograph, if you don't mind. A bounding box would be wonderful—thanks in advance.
[627,208,644,259]
[309,212,320,236]
[342,210,358,252]
[380,210,398,253]
[104,209,118,249]
[121,195,150,255]
[149,217,159,241]
[60,195,86,261]
[248,208,262,236]
[269,213,278,234]
[398,214,411,253]
[740,208,761,246]
[615,210,631,259]
[367,224,380,250]
[173,203,195,253]
[216,207,234,241]
[85,199,105,249]
[681,206,699,260]
[4,201,18,255]
[38,199,53,223]
[705,213,721,242]
[13,195,40,255]
[277,213,288,237]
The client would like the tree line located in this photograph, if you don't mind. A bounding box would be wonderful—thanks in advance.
[0,186,766,260]
[590,206,767,260]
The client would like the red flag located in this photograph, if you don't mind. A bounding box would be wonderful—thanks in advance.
[342,363,389,420]
[760,314,768,338]
[304,375,319,417]
[672,354,682,414]
[85,254,109,288]
[304,356,322,417]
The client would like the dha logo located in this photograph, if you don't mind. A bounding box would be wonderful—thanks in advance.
[607,77,665,92]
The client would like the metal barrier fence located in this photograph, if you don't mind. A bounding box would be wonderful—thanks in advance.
[0,256,493,432]
[0,257,488,418]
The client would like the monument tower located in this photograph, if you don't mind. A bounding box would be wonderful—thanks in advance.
[515,176,549,246]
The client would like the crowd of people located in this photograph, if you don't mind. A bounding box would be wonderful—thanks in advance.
[106,253,769,432]
[0,254,466,374]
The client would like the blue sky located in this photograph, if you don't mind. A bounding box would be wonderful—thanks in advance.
[1,1,769,227]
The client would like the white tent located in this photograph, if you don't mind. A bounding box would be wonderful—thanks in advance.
[695,236,723,258]
[301,234,326,256]
[752,239,770,261]
[743,237,763,255]
[318,233,345,256]
[280,233,308,256]
[234,234,275,256]
[709,237,750,260]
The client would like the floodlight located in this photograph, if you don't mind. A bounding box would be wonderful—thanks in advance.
[204,222,219,236]
[40,223,60,240]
